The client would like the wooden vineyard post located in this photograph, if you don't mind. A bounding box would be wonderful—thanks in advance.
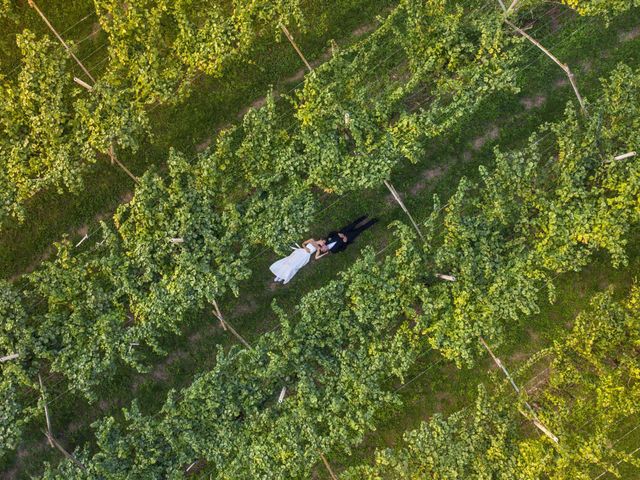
[0,353,19,362]
[479,337,559,444]
[319,452,339,480]
[38,374,54,447]
[37,376,86,470]
[211,300,253,350]
[608,151,637,162]
[212,298,227,331]
[502,18,587,115]
[505,0,520,15]
[108,143,140,184]
[43,430,87,471]
[278,386,287,403]
[435,273,456,282]
[279,23,313,73]
[26,0,96,84]
[73,77,93,91]
[185,459,204,474]
[384,180,425,241]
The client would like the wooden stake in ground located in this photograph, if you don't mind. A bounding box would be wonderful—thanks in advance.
[503,18,587,114]
[26,0,96,85]
[38,376,88,470]
[108,143,140,184]
[435,273,456,282]
[611,151,637,162]
[479,337,559,444]
[185,460,199,473]
[319,452,339,480]
[43,430,87,471]
[505,0,520,15]
[278,23,313,73]
[278,386,287,403]
[211,300,253,350]
[384,180,425,241]
[73,77,93,91]
[0,353,19,362]
[38,374,54,447]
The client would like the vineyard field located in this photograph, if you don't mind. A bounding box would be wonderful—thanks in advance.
[1,0,640,479]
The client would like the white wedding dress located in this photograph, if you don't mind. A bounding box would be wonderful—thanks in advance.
[270,243,316,284]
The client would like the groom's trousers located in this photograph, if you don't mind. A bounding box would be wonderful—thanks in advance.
[340,216,378,243]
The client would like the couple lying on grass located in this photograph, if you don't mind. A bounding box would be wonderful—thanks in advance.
[270,215,378,284]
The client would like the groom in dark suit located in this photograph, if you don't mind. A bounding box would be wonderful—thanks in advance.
[321,215,378,254]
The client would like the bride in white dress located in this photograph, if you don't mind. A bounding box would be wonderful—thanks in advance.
[270,239,327,284]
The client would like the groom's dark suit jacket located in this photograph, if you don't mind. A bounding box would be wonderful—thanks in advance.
[326,231,348,253]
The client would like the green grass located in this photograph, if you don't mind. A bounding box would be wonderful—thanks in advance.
[2,5,640,479]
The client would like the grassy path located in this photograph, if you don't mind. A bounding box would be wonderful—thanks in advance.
[3,6,640,479]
